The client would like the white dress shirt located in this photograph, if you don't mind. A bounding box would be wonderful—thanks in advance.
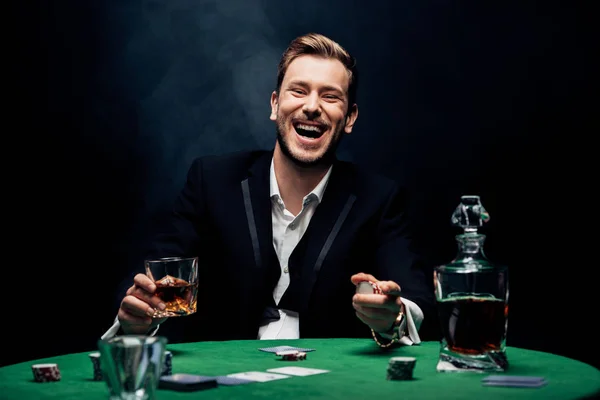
[257,160,333,339]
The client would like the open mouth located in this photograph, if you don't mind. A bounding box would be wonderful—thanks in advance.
[293,122,326,139]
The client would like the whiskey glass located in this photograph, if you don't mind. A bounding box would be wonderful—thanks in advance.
[144,257,198,318]
[98,335,167,400]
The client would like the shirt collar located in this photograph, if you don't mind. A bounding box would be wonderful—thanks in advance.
[270,158,333,204]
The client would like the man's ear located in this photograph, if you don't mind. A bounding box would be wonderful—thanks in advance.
[270,91,278,121]
[344,104,359,134]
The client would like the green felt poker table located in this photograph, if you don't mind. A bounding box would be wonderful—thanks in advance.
[1,339,598,399]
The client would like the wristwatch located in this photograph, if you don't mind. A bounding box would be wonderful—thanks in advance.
[371,310,405,348]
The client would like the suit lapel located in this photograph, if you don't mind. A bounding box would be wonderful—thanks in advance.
[242,151,276,271]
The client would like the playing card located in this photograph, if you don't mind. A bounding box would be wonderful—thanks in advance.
[482,375,548,388]
[267,366,330,376]
[227,371,292,382]
[216,376,255,386]
[258,345,316,353]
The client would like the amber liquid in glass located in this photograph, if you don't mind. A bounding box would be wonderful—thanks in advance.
[438,296,506,355]
[153,275,198,317]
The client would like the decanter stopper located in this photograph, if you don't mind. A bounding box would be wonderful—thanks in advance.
[450,195,490,234]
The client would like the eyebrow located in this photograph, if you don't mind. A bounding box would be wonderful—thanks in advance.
[287,79,345,95]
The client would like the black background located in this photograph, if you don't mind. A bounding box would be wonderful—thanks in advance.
[6,1,597,369]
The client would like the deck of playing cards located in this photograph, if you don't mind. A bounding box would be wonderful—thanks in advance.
[159,374,218,391]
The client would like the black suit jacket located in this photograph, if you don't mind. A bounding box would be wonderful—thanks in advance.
[146,150,438,343]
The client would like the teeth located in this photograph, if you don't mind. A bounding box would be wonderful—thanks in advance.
[296,124,322,133]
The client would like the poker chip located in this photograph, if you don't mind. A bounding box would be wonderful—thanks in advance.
[356,280,382,295]
[88,352,103,381]
[386,356,416,380]
[258,346,315,353]
[162,350,173,376]
[32,363,61,382]
[276,350,307,361]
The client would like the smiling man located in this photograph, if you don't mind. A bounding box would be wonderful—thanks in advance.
[103,33,438,348]
[272,49,357,168]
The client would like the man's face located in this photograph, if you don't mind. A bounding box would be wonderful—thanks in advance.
[270,55,358,168]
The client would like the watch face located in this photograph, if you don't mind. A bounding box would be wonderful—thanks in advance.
[396,311,408,339]
[395,311,404,326]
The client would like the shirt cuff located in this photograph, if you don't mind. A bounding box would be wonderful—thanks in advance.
[100,316,161,340]
[398,297,423,345]
[380,297,423,345]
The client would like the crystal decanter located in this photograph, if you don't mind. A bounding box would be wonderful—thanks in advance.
[434,195,509,372]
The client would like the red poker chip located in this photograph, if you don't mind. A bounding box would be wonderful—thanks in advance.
[282,353,306,360]
[277,350,307,361]
[32,363,61,382]
[356,280,382,295]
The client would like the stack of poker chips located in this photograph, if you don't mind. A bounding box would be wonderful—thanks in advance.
[162,350,173,376]
[88,352,103,381]
[32,363,61,382]
[276,350,307,361]
[386,356,416,380]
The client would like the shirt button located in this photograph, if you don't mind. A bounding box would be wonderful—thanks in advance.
[289,222,296,230]
[283,266,289,273]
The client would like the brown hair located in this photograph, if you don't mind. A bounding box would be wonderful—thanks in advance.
[276,33,358,109]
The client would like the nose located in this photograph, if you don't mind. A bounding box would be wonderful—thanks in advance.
[302,92,321,118]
